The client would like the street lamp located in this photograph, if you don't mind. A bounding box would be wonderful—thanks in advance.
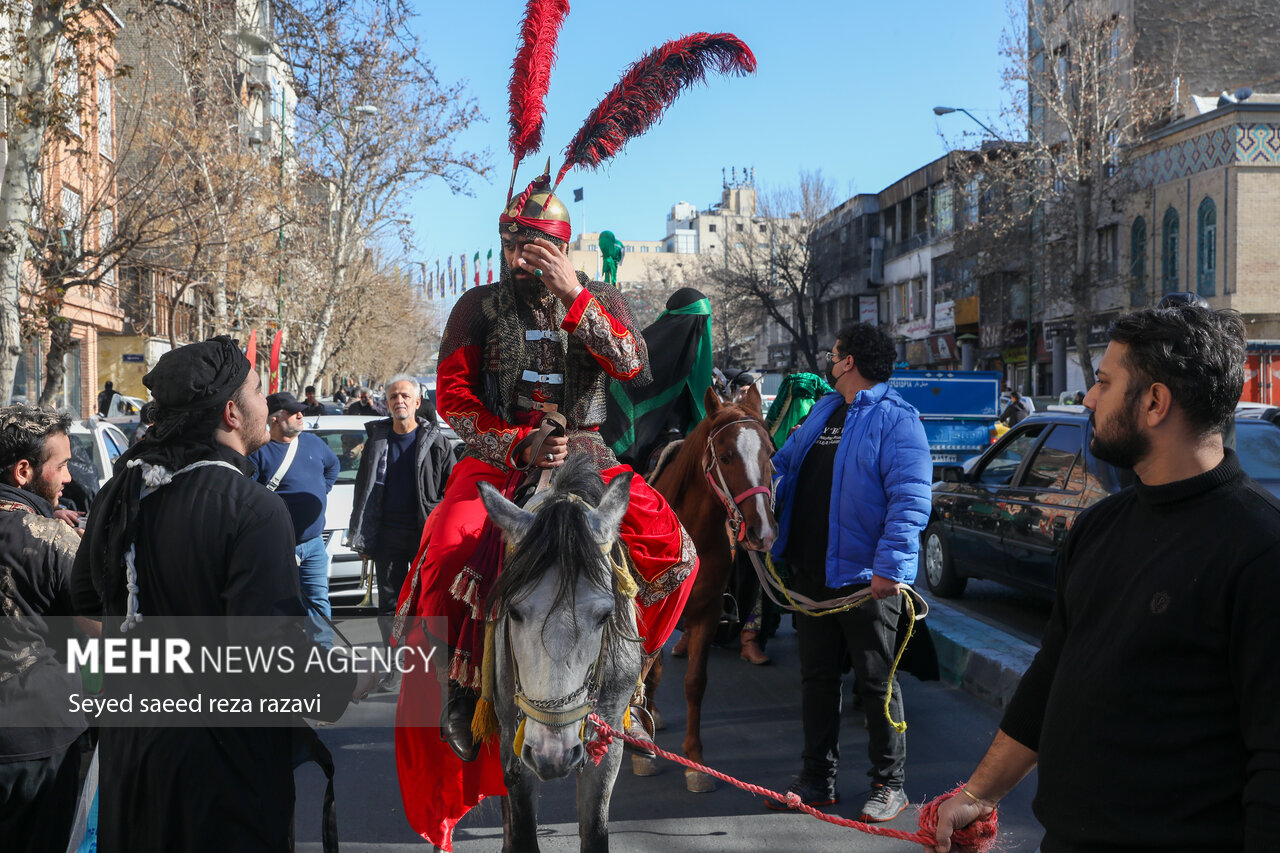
[935,105,1034,396]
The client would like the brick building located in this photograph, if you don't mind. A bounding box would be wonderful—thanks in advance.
[8,8,126,415]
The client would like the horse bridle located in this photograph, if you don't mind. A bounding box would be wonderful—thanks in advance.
[702,418,776,544]
[505,535,627,733]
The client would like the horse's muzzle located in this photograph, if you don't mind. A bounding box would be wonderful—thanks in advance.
[521,723,587,780]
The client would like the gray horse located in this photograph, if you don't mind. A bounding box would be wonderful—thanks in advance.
[478,456,643,853]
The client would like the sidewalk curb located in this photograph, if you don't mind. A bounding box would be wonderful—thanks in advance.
[918,593,1038,710]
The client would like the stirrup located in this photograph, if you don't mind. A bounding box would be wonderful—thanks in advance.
[623,704,657,759]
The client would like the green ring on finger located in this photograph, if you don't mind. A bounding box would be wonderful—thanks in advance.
[534,268,543,277]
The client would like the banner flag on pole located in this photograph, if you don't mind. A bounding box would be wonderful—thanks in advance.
[473,251,480,287]
[436,260,443,298]
[486,248,493,284]
[268,330,282,393]
[448,256,454,295]
[245,329,258,370]
[460,253,468,290]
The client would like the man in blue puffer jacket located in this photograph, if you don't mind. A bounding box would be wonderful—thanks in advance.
[764,322,932,822]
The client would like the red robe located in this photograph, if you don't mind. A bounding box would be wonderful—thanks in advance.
[395,281,697,851]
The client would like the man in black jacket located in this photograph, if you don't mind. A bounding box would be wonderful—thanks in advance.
[71,337,378,853]
[933,305,1280,852]
[0,406,94,853]
[348,374,455,688]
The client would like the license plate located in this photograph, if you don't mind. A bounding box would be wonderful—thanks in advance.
[931,453,959,463]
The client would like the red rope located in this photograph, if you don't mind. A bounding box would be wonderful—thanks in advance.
[587,714,999,852]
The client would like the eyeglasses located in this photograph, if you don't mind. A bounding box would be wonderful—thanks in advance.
[823,351,845,364]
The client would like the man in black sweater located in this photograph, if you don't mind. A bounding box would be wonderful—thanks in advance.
[933,305,1280,852]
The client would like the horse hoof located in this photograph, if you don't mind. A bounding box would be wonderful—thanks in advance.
[631,755,660,776]
[651,708,667,731]
[685,769,716,793]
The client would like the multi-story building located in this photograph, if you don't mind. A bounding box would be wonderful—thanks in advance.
[3,8,126,414]
[812,152,990,374]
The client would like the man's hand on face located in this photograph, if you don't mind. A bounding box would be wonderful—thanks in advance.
[516,238,581,304]
[869,573,903,600]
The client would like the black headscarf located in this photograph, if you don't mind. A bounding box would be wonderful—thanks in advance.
[602,287,713,469]
[77,336,251,615]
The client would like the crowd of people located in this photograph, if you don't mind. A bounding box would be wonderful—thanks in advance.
[3,130,1277,853]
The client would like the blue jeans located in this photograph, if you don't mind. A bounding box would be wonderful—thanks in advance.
[296,536,333,649]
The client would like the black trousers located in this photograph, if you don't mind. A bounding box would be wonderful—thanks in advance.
[0,739,82,853]
[374,524,423,647]
[792,569,905,789]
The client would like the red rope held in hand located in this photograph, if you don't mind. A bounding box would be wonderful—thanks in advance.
[586,714,999,852]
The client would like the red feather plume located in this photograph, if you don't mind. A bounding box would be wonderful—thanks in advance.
[509,0,572,166]
[556,33,756,187]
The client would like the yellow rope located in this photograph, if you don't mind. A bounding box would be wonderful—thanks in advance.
[763,553,913,733]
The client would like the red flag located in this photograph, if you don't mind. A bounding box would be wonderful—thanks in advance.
[473,251,480,287]
[269,330,282,393]
[487,248,493,284]
[245,329,258,370]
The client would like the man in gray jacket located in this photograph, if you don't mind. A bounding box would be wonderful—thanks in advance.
[348,374,455,689]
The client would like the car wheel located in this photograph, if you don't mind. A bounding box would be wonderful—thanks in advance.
[922,521,966,598]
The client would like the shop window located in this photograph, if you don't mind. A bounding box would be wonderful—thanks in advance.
[1161,207,1179,294]
[1196,197,1216,297]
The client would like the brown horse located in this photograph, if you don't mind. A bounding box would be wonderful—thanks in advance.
[640,384,777,791]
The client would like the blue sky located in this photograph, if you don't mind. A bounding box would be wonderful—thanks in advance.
[404,0,1014,287]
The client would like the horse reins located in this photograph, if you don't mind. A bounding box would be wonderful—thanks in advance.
[702,418,775,545]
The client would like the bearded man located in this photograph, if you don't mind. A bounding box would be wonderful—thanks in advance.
[933,306,1280,852]
[392,174,697,850]
[71,336,377,853]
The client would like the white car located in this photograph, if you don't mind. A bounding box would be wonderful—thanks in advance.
[306,413,461,608]
[64,419,131,513]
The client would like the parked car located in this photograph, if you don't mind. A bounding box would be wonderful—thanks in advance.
[307,413,463,607]
[64,419,131,513]
[921,411,1280,600]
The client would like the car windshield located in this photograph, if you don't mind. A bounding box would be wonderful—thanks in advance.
[312,429,367,484]
[1235,422,1280,480]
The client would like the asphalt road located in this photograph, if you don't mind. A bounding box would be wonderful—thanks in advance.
[296,614,1048,852]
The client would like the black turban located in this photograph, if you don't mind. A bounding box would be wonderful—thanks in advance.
[144,335,250,413]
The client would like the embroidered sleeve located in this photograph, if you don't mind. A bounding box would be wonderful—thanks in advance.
[561,283,650,383]
[438,290,531,469]
[636,523,697,607]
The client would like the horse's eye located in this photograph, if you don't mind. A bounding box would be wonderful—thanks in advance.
[720,453,733,465]
[595,611,612,628]
[509,609,524,624]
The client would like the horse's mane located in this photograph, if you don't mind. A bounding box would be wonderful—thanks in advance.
[652,400,764,507]
[488,455,638,644]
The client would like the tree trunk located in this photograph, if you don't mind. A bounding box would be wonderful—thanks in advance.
[36,317,74,408]
[1070,180,1097,389]
[0,3,61,404]
[299,176,356,390]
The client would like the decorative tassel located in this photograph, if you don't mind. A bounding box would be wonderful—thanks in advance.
[556,33,756,187]
[471,621,500,743]
[448,567,484,620]
[513,717,527,756]
[472,697,499,744]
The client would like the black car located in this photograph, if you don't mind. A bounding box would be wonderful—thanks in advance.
[921,410,1280,600]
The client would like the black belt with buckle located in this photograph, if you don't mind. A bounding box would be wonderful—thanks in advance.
[516,395,559,413]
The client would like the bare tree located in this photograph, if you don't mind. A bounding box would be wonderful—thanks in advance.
[705,170,837,373]
[290,4,487,391]
[956,0,1169,388]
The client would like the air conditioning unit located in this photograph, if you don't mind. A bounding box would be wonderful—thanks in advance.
[247,125,270,146]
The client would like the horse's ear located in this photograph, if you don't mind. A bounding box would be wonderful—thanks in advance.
[703,384,722,416]
[478,481,535,544]
[740,382,764,417]
[588,471,632,545]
